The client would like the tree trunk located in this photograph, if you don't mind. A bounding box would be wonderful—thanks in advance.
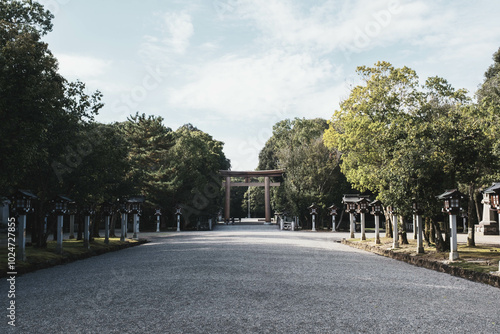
[399,215,408,245]
[467,183,477,247]
[93,213,101,237]
[77,214,83,240]
[433,220,447,252]
[110,212,117,238]
[424,217,430,245]
[429,219,436,243]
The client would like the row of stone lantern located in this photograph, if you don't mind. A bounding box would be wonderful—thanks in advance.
[338,190,466,262]
[8,191,150,260]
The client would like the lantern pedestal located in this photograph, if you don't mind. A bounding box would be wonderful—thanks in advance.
[416,215,424,254]
[331,216,336,232]
[449,214,459,261]
[176,215,181,232]
[374,215,380,244]
[360,213,366,241]
[311,214,316,232]
[56,215,64,254]
[392,214,399,249]
[349,213,355,239]
[83,215,90,250]
[133,213,139,239]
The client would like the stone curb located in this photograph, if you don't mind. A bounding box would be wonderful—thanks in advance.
[2,239,149,278]
[341,239,500,288]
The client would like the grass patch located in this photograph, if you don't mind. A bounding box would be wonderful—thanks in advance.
[1,238,142,277]
[347,236,500,273]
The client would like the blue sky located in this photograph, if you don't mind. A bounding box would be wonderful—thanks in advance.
[39,0,500,171]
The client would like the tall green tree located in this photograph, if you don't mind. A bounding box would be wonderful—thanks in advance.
[257,118,350,228]
[0,0,104,246]
[324,61,496,248]
[169,124,230,225]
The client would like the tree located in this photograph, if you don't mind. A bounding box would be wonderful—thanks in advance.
[258,118,350,228]
[324,61,496,249]
[0,1,104,246]
[168,124,230,226]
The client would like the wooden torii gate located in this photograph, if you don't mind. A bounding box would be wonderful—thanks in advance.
[220,169,284,223]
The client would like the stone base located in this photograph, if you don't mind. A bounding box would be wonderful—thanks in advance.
[475,222,499,236]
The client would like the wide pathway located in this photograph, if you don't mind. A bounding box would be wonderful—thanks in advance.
[3,224,500,333]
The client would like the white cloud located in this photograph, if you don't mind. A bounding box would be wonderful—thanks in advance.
[160,11,194,54]
[167,49,339,119]
[56,54,111,79]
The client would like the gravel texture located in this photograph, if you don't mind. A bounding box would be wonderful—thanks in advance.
[3,225,500,333]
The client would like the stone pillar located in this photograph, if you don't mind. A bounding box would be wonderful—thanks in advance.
[264,176,271,224]
[56,215,64,254]
[120,213,127,242]
[416,214,424,254]
[208,218,212,230]
[156,215,160,232]
[133,213,138,239]
[450,214,459,261]
[225,176,231,222]
[476,193,499,235]
[280,216,284,230]
[17,215,27,262]
[413,214,417,239]
[69,214,75,239]
[104,215,110,244]
[331,215,336,232]
[291,218,295,231]
[176,214,181,232]
[349,213,355,239]
[374,215,380,244]
[84,215,90,249]
[311,214,316,232]
[392,214,399,249]
[360,212,366,241]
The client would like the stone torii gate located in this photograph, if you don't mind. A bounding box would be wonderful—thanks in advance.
[220,169,284,223]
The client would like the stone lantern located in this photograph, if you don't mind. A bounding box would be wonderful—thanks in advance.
[154,208,162,232]
[308,203,318,232]
[369,200,383,244]
[175,204,182,232]
[101,201,114,244]
[343,194,359,239]
[412,200,424,254]
[117,198,129,242]
[356,197,370,241]
[79,202,94,249]
[68,201,77,239]
[484,183,500,235]
[128,195,145,240]
[437,189,463,261]
[10,190,37,261]
[51,195,72,254]
[328,204,338,232]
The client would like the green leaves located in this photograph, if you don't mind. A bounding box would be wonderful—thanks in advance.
[324,61,488,217]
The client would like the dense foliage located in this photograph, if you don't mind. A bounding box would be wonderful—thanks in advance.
[1,1,230,245]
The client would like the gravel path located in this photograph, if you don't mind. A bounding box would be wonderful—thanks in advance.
[3,225,500,333]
